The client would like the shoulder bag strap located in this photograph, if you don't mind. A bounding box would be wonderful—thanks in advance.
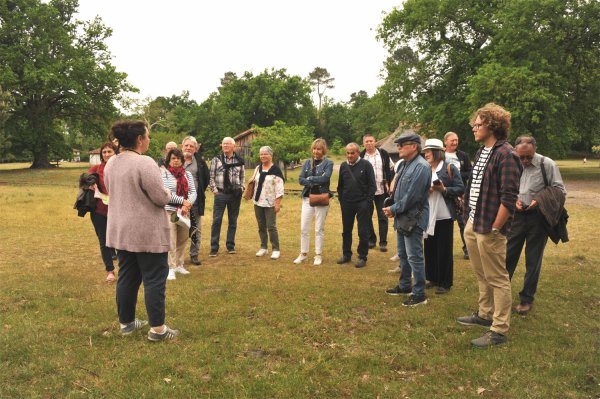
[344,162,367,195]
[540,157,549,187]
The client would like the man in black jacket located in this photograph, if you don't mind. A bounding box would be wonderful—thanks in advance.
[444,132,472,259]
[182,136,210,265]
[337,143,376,268]
[360,134,394,252]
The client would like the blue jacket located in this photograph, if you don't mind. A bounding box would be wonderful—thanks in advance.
[299,158,334,197]
[390,155,431,231]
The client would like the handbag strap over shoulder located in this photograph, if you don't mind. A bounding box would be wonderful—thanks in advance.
[540,157,549,187]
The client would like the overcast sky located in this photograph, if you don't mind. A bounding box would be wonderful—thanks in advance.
[75,0,401,105]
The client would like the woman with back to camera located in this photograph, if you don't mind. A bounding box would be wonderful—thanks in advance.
[294,138,334,266]
[250,146,284,260]
[104,120,179,341]
[422,138,464,294]
[88,141,118,282]
[161,148,196,280]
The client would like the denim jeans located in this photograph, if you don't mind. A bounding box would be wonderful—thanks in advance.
[210,192,241,252]
[396,225,426,298]
[189,204,201,257]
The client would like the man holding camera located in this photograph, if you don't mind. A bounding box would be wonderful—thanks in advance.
[505,136,565,315]
[383,133,431,307]
[360,133,394,252]
[209,137,245,256]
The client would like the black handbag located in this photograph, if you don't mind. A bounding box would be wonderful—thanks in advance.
[396,207,423,236]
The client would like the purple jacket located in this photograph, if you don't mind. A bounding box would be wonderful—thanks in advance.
[463,140,522,235]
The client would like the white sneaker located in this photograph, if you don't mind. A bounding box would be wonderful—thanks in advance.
[293,254,308,264]
[175,265,190,275]
[313,255,322,266]
[167,269,176,280]
[256,248,268,257]
[270,250,281,260]
[390,254,400,261]
[388,266,401,274]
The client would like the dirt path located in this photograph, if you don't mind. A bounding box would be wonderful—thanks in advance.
[565,181,600,208]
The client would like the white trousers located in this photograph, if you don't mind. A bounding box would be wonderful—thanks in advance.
[300,197,329,255]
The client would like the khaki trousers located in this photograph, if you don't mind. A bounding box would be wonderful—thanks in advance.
[464,222,512,335]
[168,211,190,268]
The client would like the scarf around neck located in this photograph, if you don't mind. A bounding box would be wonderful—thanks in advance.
[168,166,189,200]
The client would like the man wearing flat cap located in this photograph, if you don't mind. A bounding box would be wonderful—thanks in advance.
[383,133,431,307]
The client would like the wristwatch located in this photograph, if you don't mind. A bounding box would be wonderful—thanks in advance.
[491,227,500,234]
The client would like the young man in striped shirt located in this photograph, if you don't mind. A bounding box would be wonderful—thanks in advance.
[457,103,522,347]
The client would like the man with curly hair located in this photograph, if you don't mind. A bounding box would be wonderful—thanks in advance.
[456,103,522,347]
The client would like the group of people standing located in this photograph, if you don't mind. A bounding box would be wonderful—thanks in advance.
[86,101,566,345]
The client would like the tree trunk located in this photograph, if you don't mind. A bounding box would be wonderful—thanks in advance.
[31,143,53,168]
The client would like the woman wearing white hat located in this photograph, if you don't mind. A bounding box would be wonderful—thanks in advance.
[422,138,464,294]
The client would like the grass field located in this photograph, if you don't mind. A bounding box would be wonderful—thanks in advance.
[0,159,598,398]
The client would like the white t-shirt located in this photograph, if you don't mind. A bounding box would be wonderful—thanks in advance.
[468,147,492,223]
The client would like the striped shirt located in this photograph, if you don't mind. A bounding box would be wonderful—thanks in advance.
[363,150,385,195]
[468,146,492,223]
[161,170,197,213]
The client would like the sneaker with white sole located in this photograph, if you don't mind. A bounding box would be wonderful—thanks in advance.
[167,269,176,280]
[256,248,268,257]
[293,254,308,264]
[390,254,400,261]
[388,266,401,273]
[271,250,281,260]
[148,325,180,342]
[175,265,190,275]
[313,255,322,266]
[120,319,148,335]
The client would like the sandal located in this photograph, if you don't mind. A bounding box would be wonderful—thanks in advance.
[106,271,116,283]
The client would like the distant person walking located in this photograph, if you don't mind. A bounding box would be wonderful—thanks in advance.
[209,137,245,256]
[88,141,118,283]
[105,120,179,341]
[295,138,334,266]
[250,146,285,260]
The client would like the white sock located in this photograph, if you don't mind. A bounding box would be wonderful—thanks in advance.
[150,327,166,334]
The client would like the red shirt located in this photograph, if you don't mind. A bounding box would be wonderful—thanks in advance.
[88,162,109,216]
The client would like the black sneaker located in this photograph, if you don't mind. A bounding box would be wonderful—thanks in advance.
[435,287,450,295]
[209,251,218,257]
[471,330,507,347]
[355,258,367,268]
[190,255,201,265]
[227,249,236,254]
[368,242,376,249]
[385,286,412,296]
[456,312,493,327]
[402,296,427,307]
[379,245,388,252]
[120,319,148,335]
[463,253,470,260]
[336,256,351,264]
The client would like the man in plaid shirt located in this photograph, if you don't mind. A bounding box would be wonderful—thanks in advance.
[456,103,522,348]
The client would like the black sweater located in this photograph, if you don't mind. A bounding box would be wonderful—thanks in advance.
[337,159,376,204]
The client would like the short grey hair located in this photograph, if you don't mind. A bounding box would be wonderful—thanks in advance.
[443,132,458,142]
[182,136,198,148]
[259,146,273,156]
[515,135,537,148]
[346,142,360,152]
[165,141,177,150]
[222,137,235,145]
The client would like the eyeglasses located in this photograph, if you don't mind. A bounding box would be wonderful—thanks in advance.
[396,142,416,148]
[472,123,484,130]
[519,155,534,161]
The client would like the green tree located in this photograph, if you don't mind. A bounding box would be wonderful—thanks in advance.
[250,121,313,180]
[0,0,133,168]
[308,67,335,122]
[378,0,600,157]
[0,85,14,161]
